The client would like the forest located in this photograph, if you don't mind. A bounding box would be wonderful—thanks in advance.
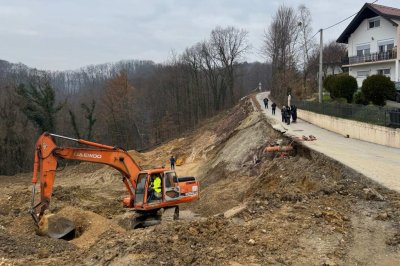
[0,26,271,175]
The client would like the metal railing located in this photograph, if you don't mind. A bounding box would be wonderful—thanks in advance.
[342,50,397,65]
[387,109,400,127]
[293,100,400,128]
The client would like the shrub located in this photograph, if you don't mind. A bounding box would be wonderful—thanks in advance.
[353,91,369,105]
[361,75,396,106]
[335,97,349,104]
[323,75,335,95]
[334,74,358,103]
[324,74,358,103]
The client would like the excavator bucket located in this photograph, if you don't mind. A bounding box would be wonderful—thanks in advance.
[36,213,76,239]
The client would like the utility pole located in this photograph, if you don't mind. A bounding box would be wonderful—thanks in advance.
[318,28,323,103]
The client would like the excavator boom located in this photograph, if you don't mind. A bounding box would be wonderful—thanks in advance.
[30,132,141,237]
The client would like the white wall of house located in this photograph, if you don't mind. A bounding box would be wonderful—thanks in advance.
[349,62,397,87]
[348,16,398,56]
[346,16,400,85]
[395,19,400,55]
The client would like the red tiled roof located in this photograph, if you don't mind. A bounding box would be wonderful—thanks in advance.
[370,3,400,19]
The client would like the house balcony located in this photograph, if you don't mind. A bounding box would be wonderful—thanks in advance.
[342,50,398,66]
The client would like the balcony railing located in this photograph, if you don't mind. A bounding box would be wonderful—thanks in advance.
[342,50,397,65]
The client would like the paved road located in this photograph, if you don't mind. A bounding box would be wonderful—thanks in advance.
[257,92,400,193]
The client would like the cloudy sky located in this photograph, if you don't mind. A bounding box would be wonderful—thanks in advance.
[0,0,399,70]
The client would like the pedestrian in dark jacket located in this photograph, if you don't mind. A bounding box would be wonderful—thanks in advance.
[263,98,269,109]
[271,102,277,115]
[170,156,176,170]
[281,106,286,122]
[291,105,297,123]
[286,106,291,125]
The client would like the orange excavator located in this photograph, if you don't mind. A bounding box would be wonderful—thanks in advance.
[29,132,199,238]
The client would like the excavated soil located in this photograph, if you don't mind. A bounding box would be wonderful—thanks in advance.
[1,95,400,265]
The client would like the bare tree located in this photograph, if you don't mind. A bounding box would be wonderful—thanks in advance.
[100,71,140,148]
[264,5,300,103]
[200,40,222,111]
[81,100,96,140]
[180,46,201,126]
[323,41,347,76]
[0,85,34,175]
[68,99,97,140]
[210,26,250,106]
[297,4,317,95]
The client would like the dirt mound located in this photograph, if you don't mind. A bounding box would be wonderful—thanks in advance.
[0,229,76,260]
[56,163,122,187]
[127,150,146,166]
[56,206,125,249]
[210,112,266,171]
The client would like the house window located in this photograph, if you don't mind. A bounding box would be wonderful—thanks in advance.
[377,69,390,77]
[378,39,394,53]
[356,44,370,56]
[368,18,380,29]
[357,70,369,77]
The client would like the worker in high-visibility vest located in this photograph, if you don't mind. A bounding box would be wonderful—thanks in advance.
[153,174,162,198]
[148,174,162,202]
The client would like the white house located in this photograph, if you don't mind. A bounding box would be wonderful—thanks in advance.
[337,3,400,87]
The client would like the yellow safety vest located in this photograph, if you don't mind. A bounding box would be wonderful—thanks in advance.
[153,177,161,193]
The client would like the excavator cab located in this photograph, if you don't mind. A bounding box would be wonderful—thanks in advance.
[133,173,148,205]
[132,169,199,210]
[125,169,199,228]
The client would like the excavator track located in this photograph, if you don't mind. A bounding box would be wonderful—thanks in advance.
[162,206,179,221]
[126,207,179,229]
[130,211,161,229]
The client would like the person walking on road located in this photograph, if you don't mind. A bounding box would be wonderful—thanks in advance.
[170,155,176,170]
[263,98,269,109]
[286,106,291,125]
[271,102,277,115]
[281,106,286,122]
[291,105,297,123]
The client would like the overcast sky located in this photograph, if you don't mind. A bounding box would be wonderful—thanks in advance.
[0,0,399,71]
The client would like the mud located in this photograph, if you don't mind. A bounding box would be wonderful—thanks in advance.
[0,95,399,265]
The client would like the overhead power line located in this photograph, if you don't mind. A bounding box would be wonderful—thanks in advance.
[323,12,358,31]
[311,30,319,39]
[323,0,378,31]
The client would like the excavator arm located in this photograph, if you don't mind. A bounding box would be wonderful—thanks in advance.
[29,132,141,226]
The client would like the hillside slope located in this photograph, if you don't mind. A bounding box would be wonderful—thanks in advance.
[0,95,399,265]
